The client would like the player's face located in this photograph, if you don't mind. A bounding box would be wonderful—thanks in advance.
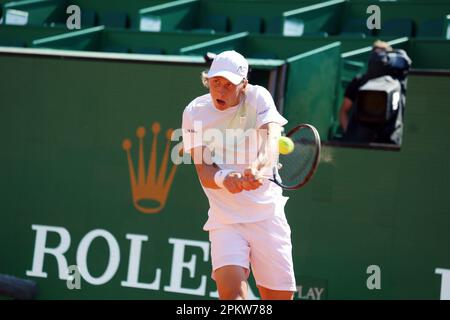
[209,76,246,110]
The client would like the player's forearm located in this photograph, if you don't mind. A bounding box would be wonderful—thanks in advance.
[189,146,221,189]
[195,163,221,189]
[252,140,276,172]
[251,123,281,172]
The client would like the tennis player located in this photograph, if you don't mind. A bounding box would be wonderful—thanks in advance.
[182,50,296,300]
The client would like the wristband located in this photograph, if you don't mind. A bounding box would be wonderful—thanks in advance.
[214,169,234,189]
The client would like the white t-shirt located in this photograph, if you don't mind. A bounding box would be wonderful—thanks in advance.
[182,84,289,230]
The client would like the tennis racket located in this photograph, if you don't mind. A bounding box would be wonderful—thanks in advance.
[262,124,321,190]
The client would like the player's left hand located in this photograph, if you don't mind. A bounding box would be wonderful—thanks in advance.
[242,167,263,191]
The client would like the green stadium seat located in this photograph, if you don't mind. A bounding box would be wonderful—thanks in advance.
[131,47,165,54]
[343,59,365,71]
[285,18,306,36]
[102,45,129,53]
[341,18,372,36]
[303,31,329,37]
[249,52,278,59]
[189,28,216,34]
[266,16,327,37]
[265,17,283,34]
[193,15,228,33]
[417,19,446,38]
[379,18,414,37]
[232,15,262,33]
[447,16,450,39]
[98,11,128,29]
[339,32,367,38]
[0,39,26,47]
[342,59,365,84]
[81,9,97,28]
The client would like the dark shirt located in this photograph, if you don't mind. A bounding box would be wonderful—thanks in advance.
[344,74,370,102]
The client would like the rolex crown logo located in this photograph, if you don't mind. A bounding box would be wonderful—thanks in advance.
[122,122,177,214]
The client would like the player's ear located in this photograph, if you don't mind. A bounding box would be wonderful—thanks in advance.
[241,79,248,91]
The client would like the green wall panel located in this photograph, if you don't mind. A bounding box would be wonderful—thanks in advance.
[0,50,449,300]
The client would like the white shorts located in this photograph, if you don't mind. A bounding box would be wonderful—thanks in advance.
[209,214,297,292]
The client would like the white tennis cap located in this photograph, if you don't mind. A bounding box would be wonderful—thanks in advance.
[207,50,248,85]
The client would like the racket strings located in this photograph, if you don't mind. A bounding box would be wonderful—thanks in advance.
[278,128,318,188]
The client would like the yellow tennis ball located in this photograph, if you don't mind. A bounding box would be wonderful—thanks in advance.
[279,136,294,155]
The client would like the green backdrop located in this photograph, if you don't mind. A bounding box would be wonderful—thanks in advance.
[0,49,449,299]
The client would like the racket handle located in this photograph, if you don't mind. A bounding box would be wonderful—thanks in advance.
[255,165,278,180]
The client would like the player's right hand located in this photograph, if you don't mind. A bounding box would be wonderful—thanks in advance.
[223,172,244,194]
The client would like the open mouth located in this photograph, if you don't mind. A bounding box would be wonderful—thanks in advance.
[216,99,226,107]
